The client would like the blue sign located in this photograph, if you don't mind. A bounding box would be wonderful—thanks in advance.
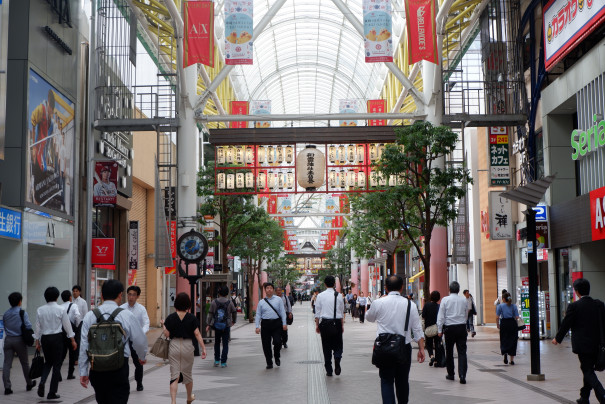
[0,207,22,240]
[532,204,547,222]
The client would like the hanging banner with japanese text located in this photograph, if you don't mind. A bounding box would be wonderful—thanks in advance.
[405,0,438,64]
[184,1,215,67]
[165,220,177,275]
[363,0,393,63]
[339,99,359,127]
[230,101,249,128]
[488,126,510,186]
[251,100,271,128]
[225,0,253,65]
[367,100,386,126]
[489,191,514,240]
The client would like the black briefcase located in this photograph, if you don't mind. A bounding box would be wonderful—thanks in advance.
[29,350,44,379]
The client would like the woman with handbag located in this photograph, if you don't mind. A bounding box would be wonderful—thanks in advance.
[496,292,521,365]
[422,290,442,367]
[163,293,207,404]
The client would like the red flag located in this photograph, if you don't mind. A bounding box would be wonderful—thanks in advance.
[367,100,386,126]
[230,101,248,128]
[267,195,277,214]
[405,0,438,64]
[184,1,215,68]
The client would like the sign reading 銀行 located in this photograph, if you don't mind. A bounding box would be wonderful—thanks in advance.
[0,207,22,240]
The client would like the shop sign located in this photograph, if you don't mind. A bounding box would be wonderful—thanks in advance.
[92,238,115,265]
[165,221,177,275]
[521,247,549,263]
[532,204,548,221]
[0,207,21,240]
[536,222,549,248]
[520,292,530,333]
[128,221,138,270]
[590,185,605,241]
[489,191,514,239]
[488,127,510,185]
[570,115,605,160]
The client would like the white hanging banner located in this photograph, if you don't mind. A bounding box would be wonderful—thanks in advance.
[363,0,393,63]
[251,100,271,128]
[339,99,360,127]
[489,191,514,240]
[225,0,253,65]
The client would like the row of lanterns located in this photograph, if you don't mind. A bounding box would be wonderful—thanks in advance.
[328,170,402,188]
[216,171,296,190]
[327,143,388,164]
[216,145,296,166]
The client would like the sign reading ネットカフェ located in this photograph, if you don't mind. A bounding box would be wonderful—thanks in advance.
[590,186,605,241]
[488,127,510,186]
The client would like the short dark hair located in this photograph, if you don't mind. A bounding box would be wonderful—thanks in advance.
[61,290,72,302]
[573,278,590,296]
[44,287,60,302]
[430,290,441,302]
[324,276,335,288]
[174,292,191,311]
[501,289,508,294]
[385,275,403,292]
[449,281,460,294]
[127,286,141,296]
[8,292,22,307]
[463,289,469,294]
[101,279,124,301]
[72,285,82,292]
[263,282,274,290]
[218,286,229,297]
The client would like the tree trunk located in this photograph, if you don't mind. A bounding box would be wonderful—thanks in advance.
[247,269,254,323]
[422,235,431,303]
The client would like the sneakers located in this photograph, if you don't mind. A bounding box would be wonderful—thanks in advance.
[214,361,220,367]
[221,363,227,368]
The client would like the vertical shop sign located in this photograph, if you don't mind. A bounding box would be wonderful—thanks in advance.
[184,1,215,67]
[363,0,393,63]
[165,220,177,275]
[225,0,253,65]
[367,100,387,126]
[488,127,510,186]
[0,0,8,160]
[128,221,138,285]
[230,101,248,128]
[251,100,271,128]
[590,186,605,241]
[405,0,438,64]
[520,291,530,334]
[489,191,514,240]
[339,99,359,127]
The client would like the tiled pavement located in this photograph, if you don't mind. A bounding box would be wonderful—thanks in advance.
[0,302,594,403]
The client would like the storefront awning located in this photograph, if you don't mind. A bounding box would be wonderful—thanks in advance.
[499,175,556,207]
[408,270,424,282]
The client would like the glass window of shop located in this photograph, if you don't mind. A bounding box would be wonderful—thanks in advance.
[93,206,115,237]
[556,248,574,327]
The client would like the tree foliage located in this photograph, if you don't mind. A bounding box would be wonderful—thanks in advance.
[265,255,300,289]
[322,245,352,289]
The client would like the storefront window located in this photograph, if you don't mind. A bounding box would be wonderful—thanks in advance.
[556,248,572,326]
[93,206,114,237]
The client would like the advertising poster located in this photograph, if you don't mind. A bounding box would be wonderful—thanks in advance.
[363,0,393,63]
[339,99,359,127]
[184,0,215,67]
[165,220,177,275]
[225,0,253,65]
[91,238,115,265]
[93,161,119,206]
[251,100,271,128]
[367,99,386,126]
[26,69,75,215]
[405,0,438,64]
[230,101,248,128]
[129,221,139,271]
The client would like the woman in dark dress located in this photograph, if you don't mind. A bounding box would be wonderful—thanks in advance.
[496,292,521,365]
[422,290,442,367]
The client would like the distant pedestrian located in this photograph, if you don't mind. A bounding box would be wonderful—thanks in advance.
[437,281,469,384]
[351,294,358,320]
[314,276,345,377]
[494,288,508,308]
[230,291,241,324]
[276,287,292,348]
[552,278,605,404]
[358,292,368,323]
[422,290,442,367]
[35,286,76,400]
[72,285,88,366]
[366,275,425,404]
[496,292,520,365]
[255,283,287,369]
[60,290,82,380]
[207,286,236,367]
[2,292,36,395]
[120,285,150,391]
[463,290,477,338]
[311,290,318,314]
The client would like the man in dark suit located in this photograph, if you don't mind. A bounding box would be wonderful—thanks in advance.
[553,278,605,404]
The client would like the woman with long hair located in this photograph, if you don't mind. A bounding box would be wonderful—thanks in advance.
[422,290,442,367]
[496,292,520,365]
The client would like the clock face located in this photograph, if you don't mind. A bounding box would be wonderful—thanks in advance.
[176,231,208,263]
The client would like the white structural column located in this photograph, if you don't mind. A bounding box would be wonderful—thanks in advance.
[360,258,369,296]
[350,249,359,295]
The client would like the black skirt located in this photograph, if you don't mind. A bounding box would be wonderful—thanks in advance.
[499,317,518,356]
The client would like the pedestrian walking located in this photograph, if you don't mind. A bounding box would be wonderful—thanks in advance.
[206,286,236,367]
[230,291,241,325]
[60,290,82,380]
[463,290,477,338]
[494,288,507,308]
[552,278,605,404]
[496,292,520,365]
[255,282,287,369]
[311,290,318,314]
[120,285,150,391]
[2,292,36,395]
[366,275,425,404]
[79,280,148,404]
[276,287,292,348]
[341,292,348,321]
[72,285,88,367]
[163,292,207,404]
[351,293,358,321]
[422,290,443,367]
[437,281,469,384]
[314,275,345,377]
[35,286,77,400]
[345,291,353,314]
[358,292,368,323]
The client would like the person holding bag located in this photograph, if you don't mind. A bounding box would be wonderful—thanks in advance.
[255,283,287,369]
[315,276,345,377]
[422,290,442,367]
[496,292,520,365]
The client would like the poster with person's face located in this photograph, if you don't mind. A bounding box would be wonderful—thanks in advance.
[93,161,119,205]
[26,69,75,216]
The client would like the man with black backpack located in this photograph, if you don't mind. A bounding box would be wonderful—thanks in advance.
[60,290,82,380]
[206,286,237,368]
[79,279,148,404]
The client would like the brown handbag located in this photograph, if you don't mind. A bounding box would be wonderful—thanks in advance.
[150,335,170,360]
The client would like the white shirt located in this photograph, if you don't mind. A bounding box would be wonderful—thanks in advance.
[436,293,470,333]
[314,288,345,320]
[74,295,89,318]
[366,292,424,342]
[61,301,82,328]
[79,301,148,376]
[120,302,150,334]
[35,301,75,340]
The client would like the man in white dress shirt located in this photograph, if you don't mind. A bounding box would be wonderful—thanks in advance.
[314,275,345,377]
[437,281,470,384]
[120,285,150,391]
[366,275,425,404]
[60,290,82,380]
[72,285,88,366]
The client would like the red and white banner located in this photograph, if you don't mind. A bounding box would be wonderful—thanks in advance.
[92,238,115,265]
[230,101,249,128]
[405,0,438,64]
[225,0,253,65]
[184,1,215,67]
[367,100,386,126]
[165,221,177,275]
[591,186,605,241]
[363,0,394,63]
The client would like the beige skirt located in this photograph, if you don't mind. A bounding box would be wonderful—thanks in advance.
[169,337,195,384]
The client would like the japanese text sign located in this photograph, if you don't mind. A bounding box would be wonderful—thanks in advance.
[489,191,514,240]
[0,207,22,240]
[489,127,510,186]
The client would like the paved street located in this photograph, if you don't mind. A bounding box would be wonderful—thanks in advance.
[0,302,591,403]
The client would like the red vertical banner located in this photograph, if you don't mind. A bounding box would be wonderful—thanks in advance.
[405,0,438,65]
[267,195,277,214]
[165,221,178,275]
[367,100,386,126]
[230,101,249,128]
[184,1,215,68]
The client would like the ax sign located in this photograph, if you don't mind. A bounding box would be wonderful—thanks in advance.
[92,238,115,265]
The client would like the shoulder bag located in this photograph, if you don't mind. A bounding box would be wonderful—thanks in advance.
[595,300,605,372]
[516,316,526,331]
[29,350,44,379]
[20,310,35,347]
[150,335,170,360]
[318,292,341,338]
[424,324,438,338]
[372,297,412,368]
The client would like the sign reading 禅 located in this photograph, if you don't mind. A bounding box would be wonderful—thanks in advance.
[225,0,253,65]
[339,99,359,127]
[0,207,21,240]
[93,161,118,206]
[184,1,215,67]
[405,0,438,64]
[367,100,386,126]
[488,127,510,186]
[489,191,514,240]
[363,0,393,63]
[590,185,605,241]
[230,101,248,129]
[544,0,605,71]
[92,238,115,265]
[128,221,138,285]
[251,100,271,128]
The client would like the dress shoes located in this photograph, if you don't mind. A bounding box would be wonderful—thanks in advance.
[429,357,435,366]
[37,383,45,398]
[325,364,333,376]
[460,378,466,384]
[26,380,37,391]
[576,399,589,404]
[137,383,144,391]
[47,393,61,399]
[335,360,341,376]
[266,363,273,369]
[275,358,281,366]
[445,374,455,381]
[4,388,13,395]
[67,374,76,380]
[283,343,288,349]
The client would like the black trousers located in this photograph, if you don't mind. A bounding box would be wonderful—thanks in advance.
[90,359,130,404]
[129,341,143,385]
[319,320,343,368]
[359,306,366,323]
[60,335,77,377]
[74,324,82,362]
[425,335,439,357]
[578,353,605,402]
[444,324,468,379]
[379,344,412,404]
[40,333,64,396]
[260,319,282,365]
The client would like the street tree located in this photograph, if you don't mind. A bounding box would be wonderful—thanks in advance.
[322,245,352,290]
[265,255,300,289]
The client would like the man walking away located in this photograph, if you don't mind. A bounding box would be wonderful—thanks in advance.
[276,287,293,348]
[437,281,469,384]
[2,292,36,395]
[463,290,477,338]
[72,285,88,367]
[255,283,287,369]
[366,275,425,403]
[120,285,150,391]
[553,278,605,404]
[80,280,148,404]
[314,275,345,377]
[207,286,236,367]
[60,290,82,380]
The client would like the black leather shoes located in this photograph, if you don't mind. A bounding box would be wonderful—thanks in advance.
[67,374,76,380]
[137,384,144,391]
[275,358,281,366]
[460,378,466,384]
[47,393,60,399]
[37,384,44,398]
[335,360,341,376]
[266,364,273,369]
[26,380,37,391]
[4,389,13,395]
[283,343,288,349]
[446,374,455,381]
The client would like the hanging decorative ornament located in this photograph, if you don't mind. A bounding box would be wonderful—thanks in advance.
[235,146,244,164]
[267,146,275,163]
[285,145,294,164]
[276,146,284,164]
[328,145,337,163]
[369,144,378,161]
[236,172,245,188]
[347,145,355,162]
[217,172,226,189]
[357,171,366,188]
[347,170,356,186]
[268,171,276,188]
[258,172,267,189]
[338,145,346,163]
[217,147,226,164]
[379,172,387,186]
[329,170,337,188]
[378,143,385,160]
[226,146,234,164]
[245,146,254,164]
[258,146,266,165]
[286,172,295,189]
[278,172,285,189]
[339,170,346,188]
[370,171,378,187]
[296,145,326,191]
[356,144,365,163]
[226,173,235,189]
[245,172,254,188]
[388,174,397,187]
